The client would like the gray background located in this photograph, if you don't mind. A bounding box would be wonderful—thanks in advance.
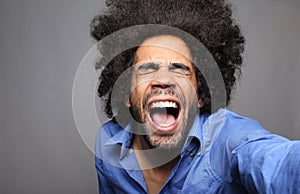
[0,0,299,193]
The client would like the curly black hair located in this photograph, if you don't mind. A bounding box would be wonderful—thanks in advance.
[90,0,245,120]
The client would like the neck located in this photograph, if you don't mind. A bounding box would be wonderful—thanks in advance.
[133,134,180,194]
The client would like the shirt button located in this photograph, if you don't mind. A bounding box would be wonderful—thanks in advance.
[189,152,195,157]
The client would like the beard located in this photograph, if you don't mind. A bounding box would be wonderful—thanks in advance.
[129,88,198,150]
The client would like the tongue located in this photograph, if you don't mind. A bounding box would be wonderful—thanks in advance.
[151,110,176,126]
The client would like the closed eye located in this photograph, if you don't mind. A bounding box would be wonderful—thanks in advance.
[169,63,191,71]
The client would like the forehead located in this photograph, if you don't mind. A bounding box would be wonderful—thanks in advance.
[134,35,192,64]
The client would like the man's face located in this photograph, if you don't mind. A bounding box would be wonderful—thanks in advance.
[127,35,202,149]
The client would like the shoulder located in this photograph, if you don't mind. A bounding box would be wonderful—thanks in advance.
[200,109,270,164]
[98,120,124,138]
[209,109,269,148]
[95,120,125,158]
[206,110,267,180]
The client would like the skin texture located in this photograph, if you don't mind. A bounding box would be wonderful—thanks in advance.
[130,35,202,194]
[128,35,202,149]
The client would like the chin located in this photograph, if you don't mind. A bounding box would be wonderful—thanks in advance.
[144,121,188,150]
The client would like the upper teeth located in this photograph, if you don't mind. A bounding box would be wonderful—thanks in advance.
[150,101,178,108]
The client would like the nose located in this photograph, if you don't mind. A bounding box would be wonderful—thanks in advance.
[150,67,176,89]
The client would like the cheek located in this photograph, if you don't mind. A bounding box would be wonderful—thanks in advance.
[178,78,197,95]
[176,79,198,108]
[130,89,140,106]
[129,76,141,105]
[188,76,198,100]
[130,83,148,107]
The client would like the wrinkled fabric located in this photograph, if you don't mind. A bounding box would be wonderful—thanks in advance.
[95,109,300,194]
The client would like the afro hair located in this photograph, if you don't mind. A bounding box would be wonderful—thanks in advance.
[90,0,245,119]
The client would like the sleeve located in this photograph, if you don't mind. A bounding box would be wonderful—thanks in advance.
[231,134,300,194]
[95,123,115,194]
[95,156,115,194]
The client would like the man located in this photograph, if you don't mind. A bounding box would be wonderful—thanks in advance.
[91,0,300,193]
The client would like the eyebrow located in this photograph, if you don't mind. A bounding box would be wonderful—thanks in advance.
[137,62,159,70]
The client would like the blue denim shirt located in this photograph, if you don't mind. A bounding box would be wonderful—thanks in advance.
[95,109,300,193]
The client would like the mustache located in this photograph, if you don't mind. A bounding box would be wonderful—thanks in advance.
[142,88,186,109]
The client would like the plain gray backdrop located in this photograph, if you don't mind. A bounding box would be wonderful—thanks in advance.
[1,0,299,193]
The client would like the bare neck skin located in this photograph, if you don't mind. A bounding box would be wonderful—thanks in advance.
[133,135,180,194]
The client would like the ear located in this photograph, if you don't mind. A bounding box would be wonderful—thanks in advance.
[124,95,131,107]
[197,99,204,108]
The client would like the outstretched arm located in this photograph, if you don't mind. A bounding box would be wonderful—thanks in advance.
[232,135,300,193]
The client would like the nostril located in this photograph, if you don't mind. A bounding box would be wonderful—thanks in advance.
[152,83,175,89]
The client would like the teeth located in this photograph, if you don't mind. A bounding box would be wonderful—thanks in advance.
[159,123,172,127]
[150,101,178,108]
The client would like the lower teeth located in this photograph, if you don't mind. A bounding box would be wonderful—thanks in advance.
[159,123,171,127]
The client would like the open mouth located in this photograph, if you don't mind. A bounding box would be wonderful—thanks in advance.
[147,100,181,133]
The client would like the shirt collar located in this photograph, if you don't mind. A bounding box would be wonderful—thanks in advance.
[187,114,207,142]
[182,114,209,151]
[104,123,133,147]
